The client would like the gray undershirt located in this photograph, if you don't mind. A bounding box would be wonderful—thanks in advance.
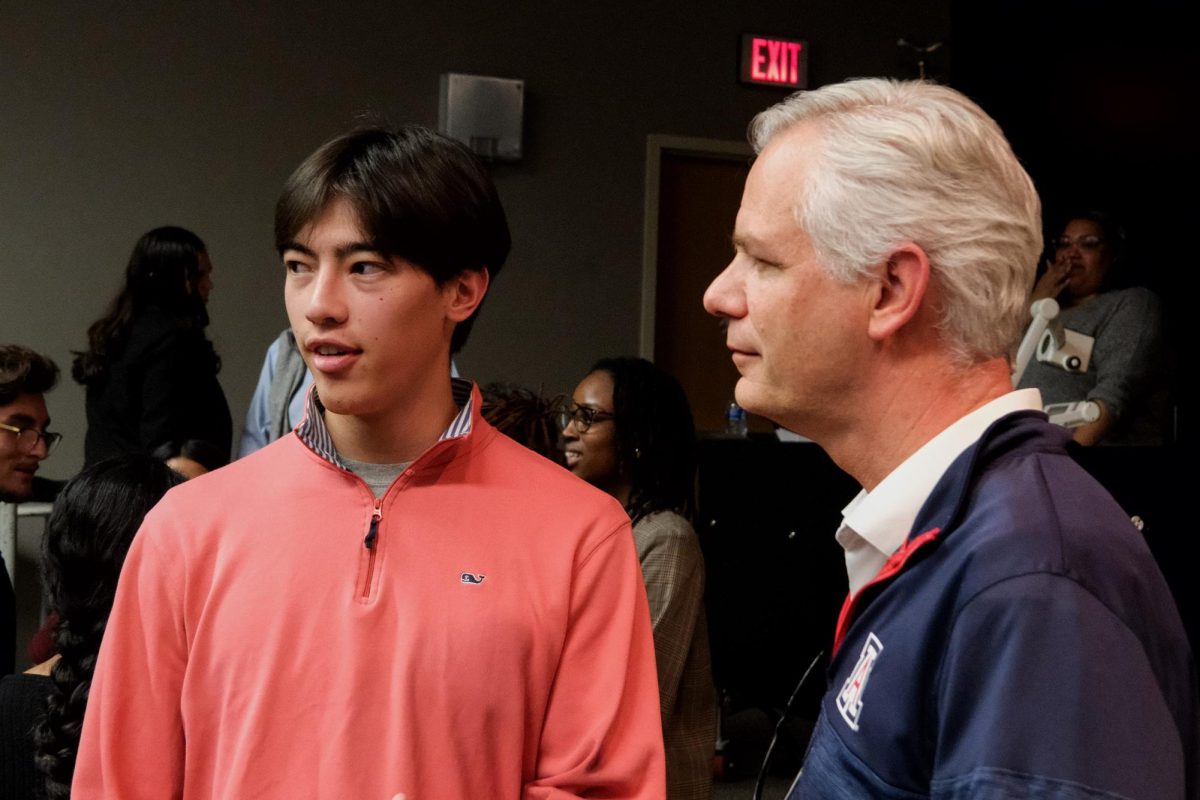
[340,456,408,498]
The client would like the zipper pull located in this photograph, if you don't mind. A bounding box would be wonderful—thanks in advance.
[364,502,383,550]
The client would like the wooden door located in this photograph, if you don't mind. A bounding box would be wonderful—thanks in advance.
[642,137,763,433]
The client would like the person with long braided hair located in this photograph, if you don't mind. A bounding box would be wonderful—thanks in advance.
[0,455,181,799]
[559,357,717,800]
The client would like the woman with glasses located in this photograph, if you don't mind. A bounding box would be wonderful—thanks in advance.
[560,357,716,800]
[1018,210,1169,445]
[0,454,181,799]
[72,227,232,468]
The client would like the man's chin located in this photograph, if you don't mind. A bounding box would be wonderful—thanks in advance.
[734,382,798,432]
[0,478,34,504]
[314,383,391,421]
[733,380,771,419]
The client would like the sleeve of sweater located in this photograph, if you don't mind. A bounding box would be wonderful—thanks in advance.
[1084,288,1163,423]
[523,519,667,799]
[72,504,188,799]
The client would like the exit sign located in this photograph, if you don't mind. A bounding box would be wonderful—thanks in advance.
[740,34,808,89]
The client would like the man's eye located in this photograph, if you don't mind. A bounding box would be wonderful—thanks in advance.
[350,261,386,275]
[284,260,309,274]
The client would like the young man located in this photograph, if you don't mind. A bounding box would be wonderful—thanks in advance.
[704,79,1197,798]
[0,345,60,675]
[76,126,665,798]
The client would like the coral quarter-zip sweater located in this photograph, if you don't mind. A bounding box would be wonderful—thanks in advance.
[74,382,666,799]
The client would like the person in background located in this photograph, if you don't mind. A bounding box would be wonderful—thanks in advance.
[480,381,565,466]
[0,455,181,800]
[1017,209,1170,445]
[0,347,60,507]
[561,356,716,800]
[0,345,62,677]
[703,77,1196,798]
[72,227,232,467]
[236,328,311,458]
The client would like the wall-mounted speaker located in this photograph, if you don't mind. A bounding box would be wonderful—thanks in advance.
[438,73,524,162]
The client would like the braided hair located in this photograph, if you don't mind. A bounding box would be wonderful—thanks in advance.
[480,382,565,466]
[589,358,696,526]
[32,455,182,798]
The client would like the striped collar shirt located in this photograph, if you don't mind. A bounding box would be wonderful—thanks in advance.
[296,377,475,469]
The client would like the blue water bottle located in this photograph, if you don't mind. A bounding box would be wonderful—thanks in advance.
[725,400,748,437]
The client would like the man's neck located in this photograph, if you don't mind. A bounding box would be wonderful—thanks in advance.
[323,379,460,465]
[820,354,1014,492]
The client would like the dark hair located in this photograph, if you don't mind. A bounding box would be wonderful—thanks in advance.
[0,345,59,405]
[589,357,696,525]
[151,438,226,473]
[274,124,511,353]
[72,227,211,385]
[481,382,565,466]
[32,455,183,799]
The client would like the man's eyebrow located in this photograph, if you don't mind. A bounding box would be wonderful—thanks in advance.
[3,414,39,428]
[334,242,384,259]
[732,232,768,254]
[279,241,385,259]
[280,241,314,257]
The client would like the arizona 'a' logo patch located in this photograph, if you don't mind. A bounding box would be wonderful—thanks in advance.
[836,633,883,731]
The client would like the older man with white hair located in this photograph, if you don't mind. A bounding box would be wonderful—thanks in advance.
[705,79,1197,799]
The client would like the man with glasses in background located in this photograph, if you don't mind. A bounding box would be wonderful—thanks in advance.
[0,344,61,674]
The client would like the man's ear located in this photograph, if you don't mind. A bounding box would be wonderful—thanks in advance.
[866,244,930,342]
[444,268,490,323]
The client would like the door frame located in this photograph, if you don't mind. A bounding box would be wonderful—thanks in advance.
[640,135,753,359]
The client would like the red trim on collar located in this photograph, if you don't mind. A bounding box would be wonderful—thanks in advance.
[832,527,941,656]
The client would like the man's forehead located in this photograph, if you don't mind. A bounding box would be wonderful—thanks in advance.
[287,197,375,251]
[735,164,806,253]
[1,392,49,424]
[752,124,819,192]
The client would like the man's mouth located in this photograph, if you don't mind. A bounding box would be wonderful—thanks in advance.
[563,450,581,467]
[729,349,758,368]
[312,344,358,356]
[307,341,363,373]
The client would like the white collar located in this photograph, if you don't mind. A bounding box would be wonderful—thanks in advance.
[836,388,1043,594]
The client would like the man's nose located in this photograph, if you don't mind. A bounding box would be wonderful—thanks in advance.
[703,259,741,318]
[305,269,347,324]
[29,435,51,460]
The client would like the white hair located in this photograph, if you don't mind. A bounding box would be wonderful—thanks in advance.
[750,78,1041,364]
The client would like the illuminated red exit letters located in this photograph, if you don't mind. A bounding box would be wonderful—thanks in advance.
[740,34,808,88]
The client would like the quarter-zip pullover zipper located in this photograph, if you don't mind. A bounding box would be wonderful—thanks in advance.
[361,498,384,600]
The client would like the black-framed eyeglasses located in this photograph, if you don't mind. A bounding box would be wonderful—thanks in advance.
[0,422,62,455]
[556,404,614,434]
[1054,235,1104,252]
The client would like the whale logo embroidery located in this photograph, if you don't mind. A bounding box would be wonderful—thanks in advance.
[460,572,486,585]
